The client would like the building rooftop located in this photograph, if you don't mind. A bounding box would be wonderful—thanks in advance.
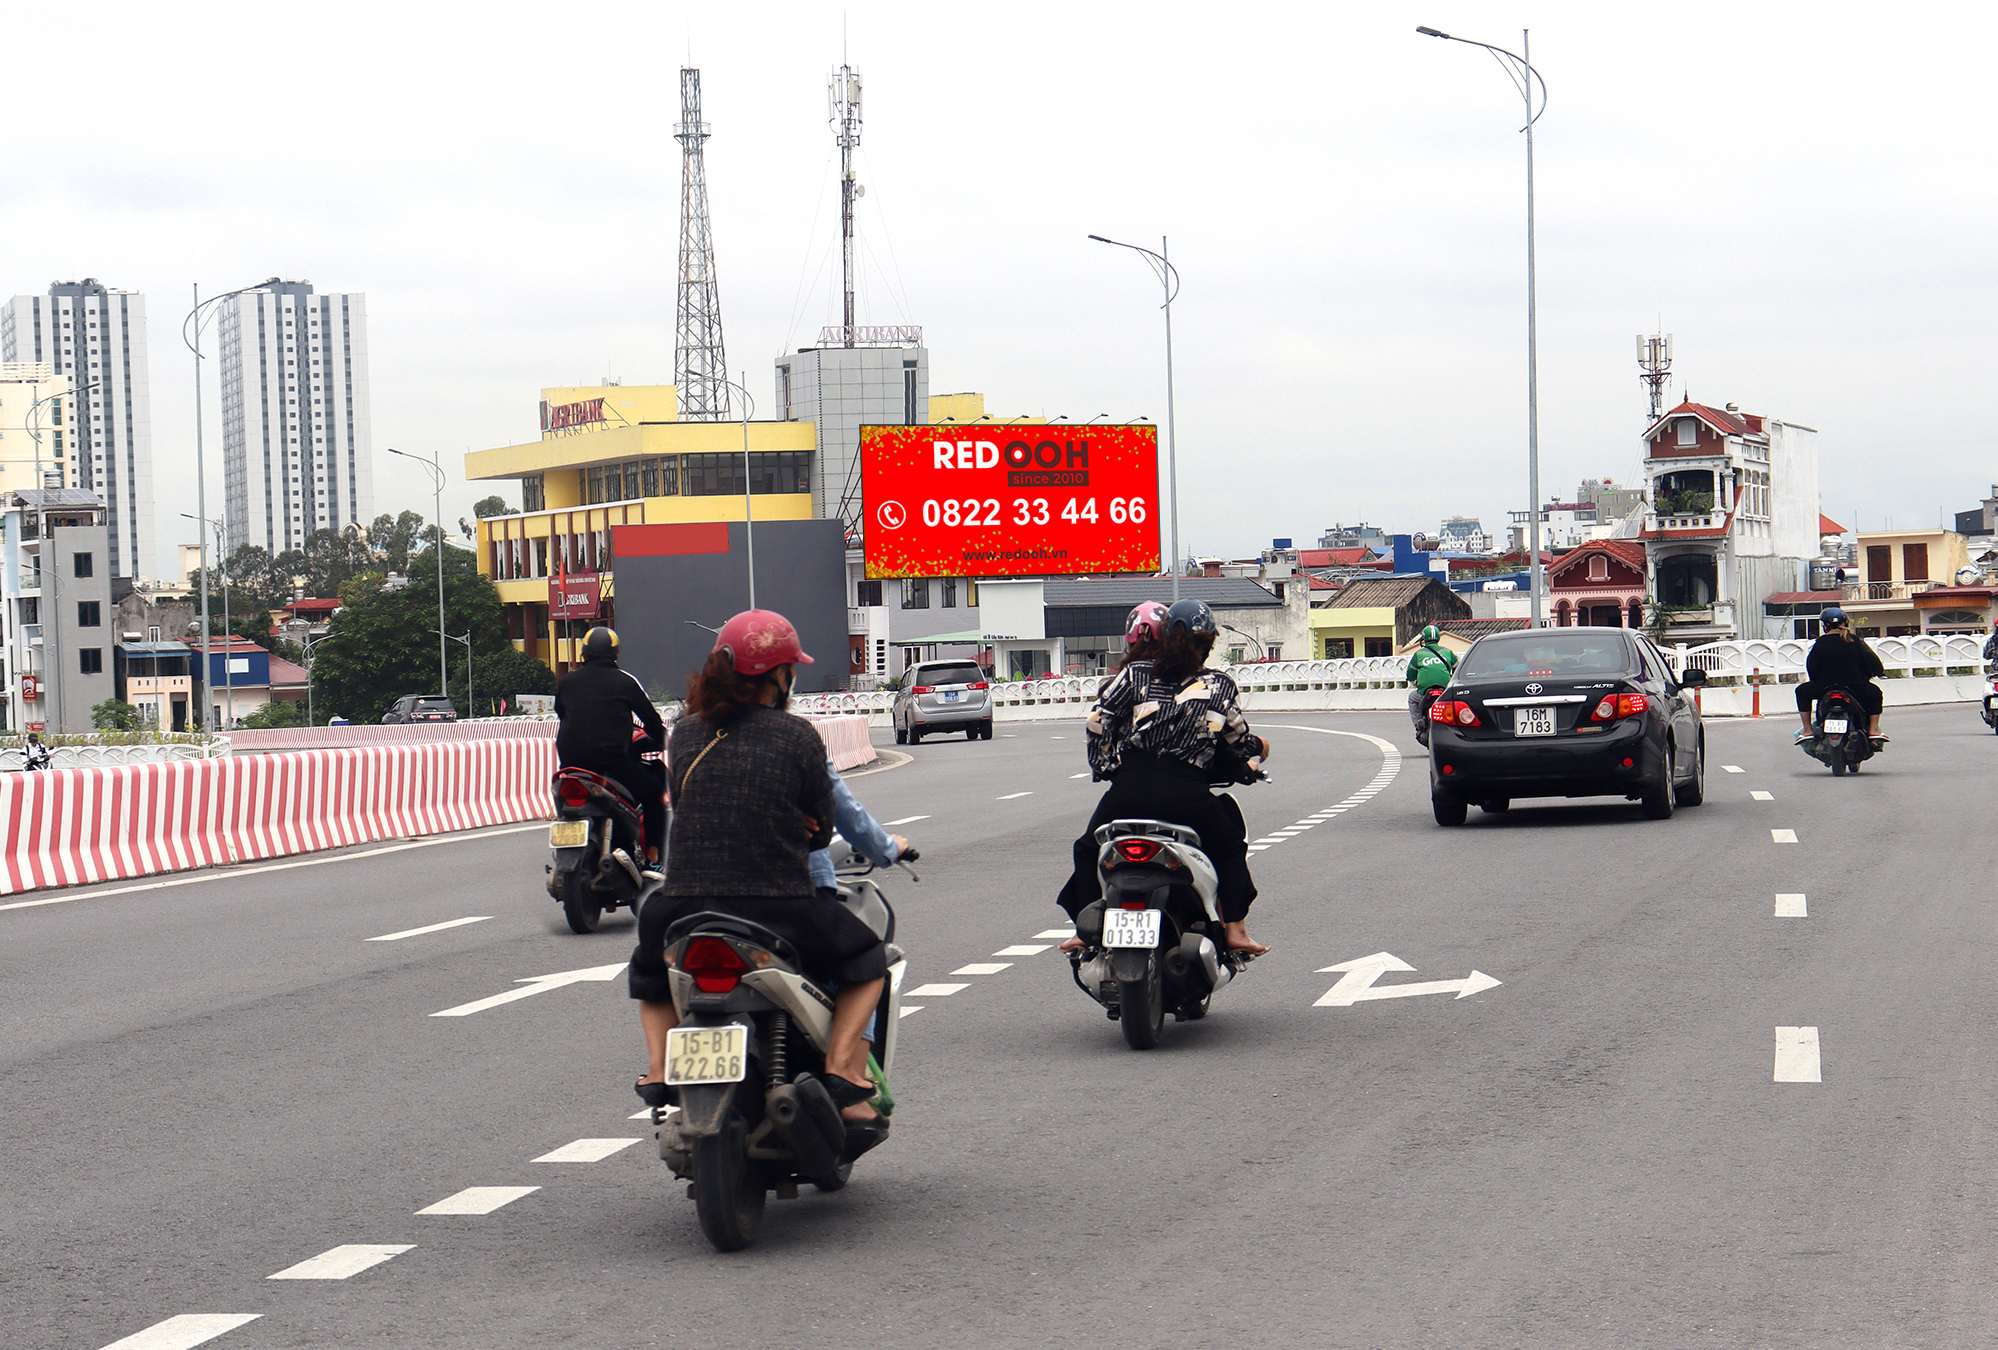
[1040,576,1282,608]
[1645,399,1755,439]
[1320,575,1448,610]
[1819,513,1847,536]
[1441,619,1531,639]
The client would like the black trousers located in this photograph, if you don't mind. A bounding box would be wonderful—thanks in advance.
[628,892,890,1003]
[1795,681,1883,716]
[1055,755,1258,923]
[565,754,666,858]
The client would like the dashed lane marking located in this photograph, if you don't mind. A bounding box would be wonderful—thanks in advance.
[1750,791,1774,801]
[951,962,1013,976]
[906,982,969,997]
[883,815,930,826]
[416,1186,539,1215]
[997,792,1034,800]
[1775,1027,1822,1082]
[1723,765,1745,773]
[1033,928,1073,939]
[96,1315,262,1350]
[899,1005,925,1017]
[367,916,492,942]
[532,1138,642,1163]
[994,944,1050,956]
[1070,772,1090,779]
[1050,735,1067,739]
[1775,893,1808,918]
[1771,828,1799,843]
[267,1245,414,1280]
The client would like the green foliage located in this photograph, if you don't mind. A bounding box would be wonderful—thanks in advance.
[457,643,556,718]
[309,543,507,724]
[473,495,515,518]
[1657,490,1715,516]
[366,511,429,574]
[242,699,308,729]
[91,698,143,731]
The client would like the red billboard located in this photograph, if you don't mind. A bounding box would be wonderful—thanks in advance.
[861,424,1159,578]
[548,571,602,620]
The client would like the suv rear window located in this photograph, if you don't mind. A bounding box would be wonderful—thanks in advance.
[1458,633,1633,679]
[916,663,983,687]
[414,697,456,712]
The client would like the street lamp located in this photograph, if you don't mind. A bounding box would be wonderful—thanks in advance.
[439,628,474,717]
[387,446,449,698]
[1416,26,1549,626]
[1088,233,1182,602]
[720,375,759,608]
[1222,623,1266,661]
[300,629,330,727]
[182,513,233,727]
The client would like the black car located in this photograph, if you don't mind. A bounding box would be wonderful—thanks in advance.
[1426,628,1706,825]
[382,694,459,725]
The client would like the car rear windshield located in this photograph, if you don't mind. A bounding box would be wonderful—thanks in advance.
[414,697,456,711]
[1457,633,1633,680]
[917,664,984,687]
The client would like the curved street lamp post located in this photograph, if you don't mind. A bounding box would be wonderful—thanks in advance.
[1087,234,1182,603]
[387,447,449,700]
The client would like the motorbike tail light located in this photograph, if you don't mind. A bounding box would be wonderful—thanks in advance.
[682,937,748,994]
[558,777,592,807]
[969,681,990,690]
[1119,900,1150,910]
[911,685,935,695]
[1116,839,1162,864]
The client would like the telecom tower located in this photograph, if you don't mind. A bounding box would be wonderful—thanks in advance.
[1637,332,1673,420]
[830,64,863,348]
[674,67,730,420]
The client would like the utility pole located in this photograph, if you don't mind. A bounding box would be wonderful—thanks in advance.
[830,64,863,348]
[673,67,730,420]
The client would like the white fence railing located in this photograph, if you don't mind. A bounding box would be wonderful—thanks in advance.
[1665,635,1991,678]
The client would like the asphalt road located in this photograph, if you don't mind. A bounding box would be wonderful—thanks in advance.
[5,703,1995,1349]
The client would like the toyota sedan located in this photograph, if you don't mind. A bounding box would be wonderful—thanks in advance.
[1426,629,1706,824]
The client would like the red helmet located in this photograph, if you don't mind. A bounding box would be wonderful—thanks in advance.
[1125,600,1168,646]
[715,609,815,676]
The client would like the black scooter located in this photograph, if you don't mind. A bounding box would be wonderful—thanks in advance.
[1801,687,1878,776]
[545,744,664,932]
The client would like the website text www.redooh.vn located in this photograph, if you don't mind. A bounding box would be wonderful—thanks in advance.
[961,548,1070,563]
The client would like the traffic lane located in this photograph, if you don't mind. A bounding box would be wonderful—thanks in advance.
[0,824,572,1065]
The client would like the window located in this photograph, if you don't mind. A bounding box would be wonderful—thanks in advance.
[857,579,883,606]
[683,452,812,496]
[1227,646,1245,663]
[147,626,160,642]
[72,551,93,577]
[1865,546,1891,583]
[903,359,918,425]
[77,601,100,627]
[1587,554,1609,581]
[901,578,930,609]
[1793,618,1823,639]
[1321,637,1354,659]
[1267,644,1282,661]
[1902,542,1930,581]
[1676,418,1698,447]
[941,577,957,608]
[79,648,102,674]
[522,474,544,513]
[1364,637,1393,658]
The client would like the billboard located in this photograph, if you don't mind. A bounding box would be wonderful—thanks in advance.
[860,424,1159,578]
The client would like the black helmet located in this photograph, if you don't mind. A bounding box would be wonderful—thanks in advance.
[581,625,620,661]
[1164,598,1217,638]
[1820,606,1849,630]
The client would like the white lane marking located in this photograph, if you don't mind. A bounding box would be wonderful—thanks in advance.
[1771,829,1799,844]
[431,961,628,1017]
[906,982,968,997]
[1775,893,1808,918]
[96,1315,262,1350]
[0,821,550,915]
[1248,845,1271,852]
[1252,839,1287,846]
[533,1138,642,1163]
[267,1244,414,1280]
[1314,952,1502,1006]
[367,915,492,942]
[997,792,1033,800]
[1032,928,1074,939]
[993,945,1050,956]
[1001,734,1017,738]
[1775,1027,1822,1082]
[417,1186,539,1215]
[1070,772,1090,779]
[628,1104,679,1121]
[883,815,930,826]
[1723,765,1745,773]
[951,962,1013,976]
[1050,735,1067,739]
[898,1006,924,1017]
[1750,791,1774,802]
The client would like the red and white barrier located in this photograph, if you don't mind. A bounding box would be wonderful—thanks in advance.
[801,715,876,772]
[226,713,877,769]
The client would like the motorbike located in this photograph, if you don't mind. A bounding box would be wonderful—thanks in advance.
[1068,816,1255,1049]
[1414,687,1443,748]
[21,740,50,772]
[545,738,665,934]
[1982,679,1998,735]
[652,838,917,1251]
[1801,687,1878,776]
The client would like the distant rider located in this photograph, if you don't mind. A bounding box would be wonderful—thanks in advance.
[1794,606,1887,746]
[1057,598,1271,956]
[22,733,49,772]
[1404,625,1458,738]
[555,625,667,870]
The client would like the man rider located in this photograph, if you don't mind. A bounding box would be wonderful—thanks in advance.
[555,625,668,870]
[1404,625,1458,736]
[1795,606,1887,746]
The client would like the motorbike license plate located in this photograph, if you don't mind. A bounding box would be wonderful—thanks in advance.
[1823,719,1849,734]
[1103,908,1162,948]
[943,690,960,702]
[1514,706,1556,737]
[665,1025,748,1085]
[549,820,589,849]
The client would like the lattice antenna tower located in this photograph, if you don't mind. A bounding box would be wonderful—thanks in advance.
[829,64,864,348]
[1637,332,1673,420]
[674,67,729,420]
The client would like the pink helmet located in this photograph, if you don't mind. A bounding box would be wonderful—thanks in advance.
[1125,600,1169,646]
[715,609,815,676]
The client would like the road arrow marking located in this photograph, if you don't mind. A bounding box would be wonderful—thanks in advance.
[431,962,629,1017]
[1314,952,1502,1007]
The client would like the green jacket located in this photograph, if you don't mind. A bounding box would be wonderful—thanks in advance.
[1405,643,1458,692]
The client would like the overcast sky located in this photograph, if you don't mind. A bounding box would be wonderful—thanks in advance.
[5,0,1993,577]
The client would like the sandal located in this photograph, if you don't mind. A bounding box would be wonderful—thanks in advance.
[817,1072,877,1110]
[634,1078,677,1108]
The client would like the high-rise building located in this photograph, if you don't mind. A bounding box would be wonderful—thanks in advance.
[219,280,373,554]
[776,337,928,529]
[1,281,154,578]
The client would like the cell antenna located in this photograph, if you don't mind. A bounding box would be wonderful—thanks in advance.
[1637,331,1673,420]
[674,67,730,419]
[829,63,863,347]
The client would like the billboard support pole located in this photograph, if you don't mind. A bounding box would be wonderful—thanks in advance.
[1088,233,1182,600]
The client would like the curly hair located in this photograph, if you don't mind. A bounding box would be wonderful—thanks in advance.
[684,649,781,723]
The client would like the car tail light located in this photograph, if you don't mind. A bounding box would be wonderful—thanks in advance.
[969,681,990,690]
[1589,692,1649,722]
[1430,699,1480,727]
[912,685,935,695]
[558,777,592,807]
[682,937,748,994]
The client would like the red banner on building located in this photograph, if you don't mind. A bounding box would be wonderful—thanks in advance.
[860,424,1160,578]
[548,572,602,620]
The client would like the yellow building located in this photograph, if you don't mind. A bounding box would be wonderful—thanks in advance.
[1310,606,1397,659]
[1843,527,1974,637]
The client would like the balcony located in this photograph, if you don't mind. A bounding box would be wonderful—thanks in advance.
[17,570,42,592]
[1842,581,1933,604]
[1647,511,1725,532]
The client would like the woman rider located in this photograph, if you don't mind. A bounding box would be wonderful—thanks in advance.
[629,610,888,1123]
[1056,598,1271,956]
[1794,605,1888,745]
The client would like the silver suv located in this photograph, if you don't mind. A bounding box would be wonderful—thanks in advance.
[892,660,993,744]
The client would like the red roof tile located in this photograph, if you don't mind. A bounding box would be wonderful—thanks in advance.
[1818,513,1847,536]
[1645,400,1753,440]
[1548,539,1646,575]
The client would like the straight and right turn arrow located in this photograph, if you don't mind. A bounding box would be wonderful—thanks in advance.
[1314,952,1501,1007]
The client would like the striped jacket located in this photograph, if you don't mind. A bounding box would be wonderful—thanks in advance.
[1085,661,1257,780]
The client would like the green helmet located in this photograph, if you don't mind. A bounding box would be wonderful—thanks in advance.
[1422,625,1442,645]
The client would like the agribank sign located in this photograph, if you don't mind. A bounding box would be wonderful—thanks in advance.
[860,424,1159,579]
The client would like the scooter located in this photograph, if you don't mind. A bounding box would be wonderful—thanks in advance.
[1068,818,1255,1049]
[1981,679,1998,735]
[1801,687,1878,776]
[545,747,663,933]
[653,839,918,1252]
[1414,687,1443,748]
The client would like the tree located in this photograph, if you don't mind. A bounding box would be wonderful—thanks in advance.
[367,511,427,574]
[474,495,514,518]
[242,699,307,729]
[457,643,556,718]
[310,542,513,723]
[91,699,142,731]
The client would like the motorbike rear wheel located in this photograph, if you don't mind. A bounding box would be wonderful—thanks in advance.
[559,870,602,934]
[692,1113,765,1251]
[1830,746,1847,777]
[1118,958,1165,1050]
[812,1158,853,1192]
